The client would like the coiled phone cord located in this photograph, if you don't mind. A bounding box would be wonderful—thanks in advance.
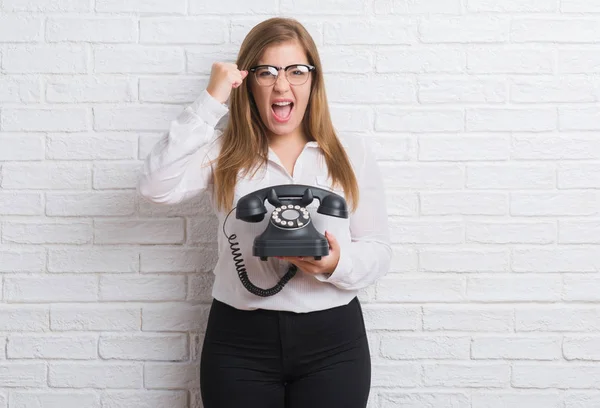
[223,207,297,297]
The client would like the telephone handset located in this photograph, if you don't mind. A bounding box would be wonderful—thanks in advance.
[223,184,348,297]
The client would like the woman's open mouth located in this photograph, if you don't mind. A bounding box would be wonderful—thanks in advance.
[271,101,294,123]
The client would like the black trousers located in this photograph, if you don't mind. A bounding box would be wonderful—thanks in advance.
[200,297,371,408]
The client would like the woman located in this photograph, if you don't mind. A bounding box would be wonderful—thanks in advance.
[138,17,391,408]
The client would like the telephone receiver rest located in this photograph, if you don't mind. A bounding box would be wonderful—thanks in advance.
[235,184,348,222]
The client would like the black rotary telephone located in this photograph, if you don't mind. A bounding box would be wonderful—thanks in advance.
[223,184,348,297]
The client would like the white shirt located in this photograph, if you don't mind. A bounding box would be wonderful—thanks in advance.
[138,90,392,313]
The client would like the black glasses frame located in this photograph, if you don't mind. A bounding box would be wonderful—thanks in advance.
[248,64,316,86]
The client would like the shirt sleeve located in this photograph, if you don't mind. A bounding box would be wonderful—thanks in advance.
[138,89,229,204]
[315,137,392,290]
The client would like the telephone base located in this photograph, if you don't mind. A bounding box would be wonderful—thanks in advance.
[253,238,329,261]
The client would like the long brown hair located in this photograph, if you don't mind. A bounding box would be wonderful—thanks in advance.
[213,17,359,213]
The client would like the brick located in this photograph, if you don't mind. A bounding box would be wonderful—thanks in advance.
[0,77,40,102]
[467,108,556,132]
[47,132,137,160]
[419,134,509,161]
[418,77,507,103]
[381,393,469,408]
[0,15,42,42]
[46,77,136,103]
[466,275,562,302]
[511,192,599,216]
[420,16,509,43]
[4,275,98,302]
[186,46,239,74]
[420,248,509,273]
[0,306,48,331]
[421,192,507,216]
[513,247,600,273]
[96,0,186,13]
[187,217,219,244]
[466,221,556,244]
[565,393,600,408]
[512,133,600,160]
[329,106,373,133]
[472,392,562,408]
[466,164,555,189]
[468,48,554,74]
[516,307,600,332]
[142,303,208,331]
[49,248,138,273]
[0,134,45,160]
[46,192,136,217]
[1,108,88,132]
[101,391,187,408]
[511,77,595,103]
[2,221,92,244]
[0,249,46,273]
[371,363,420,388]
[325,19,417,45]
[0,362,46,387]
[138,192,212,217]
[376,108,464,132]
[512,363,600,388]
[558,163,600,188]
[191,0,275,13]
[376,275,465,302]
[377,48,466,73]
[320,47,372,73]
[187,273,215,302]
[93,162,141,189]
[560,107,600,131]
[559,49,600,73]
[140,18,227,44]
[10,392,100,408]
[562,0,600,12]
[49,363,142,389]
[375,0,461,14]
[362,305,421,331]
[93,106,181,131]
[99,276,186,301]
[467,0,557,11]
[388,219,464,244]
[564,336,600,361]
[326,74,417,104]
[231,18,322,45]
[560,220,600,244]
[472,336,562,360]
[144,363,199,389]
[1,163,91,190]
[7,334,97,359]
[99,334,188,361]
[0,192,43,215]
[381,335,470,359]
[423,306,513,332]
[47,18,136,43]
[94,46,184,74]
[51,305,140,331]
[564,276,600,301]
[3,45,86,74]
[422,363,510,388]
[94,219,184,244]
[139,248,208,273]
[139,77,208,104]
[512,19,600,43]
[3,0,92,11]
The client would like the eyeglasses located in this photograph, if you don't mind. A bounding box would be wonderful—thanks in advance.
[249,64,315,87]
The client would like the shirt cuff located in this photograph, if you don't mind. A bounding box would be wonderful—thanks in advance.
[188,89,229,128]
[314,249,352,286]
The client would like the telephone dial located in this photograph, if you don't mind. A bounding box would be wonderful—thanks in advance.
[222,184,348,297]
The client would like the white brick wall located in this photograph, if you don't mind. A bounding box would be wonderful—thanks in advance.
[1,0,600,407]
